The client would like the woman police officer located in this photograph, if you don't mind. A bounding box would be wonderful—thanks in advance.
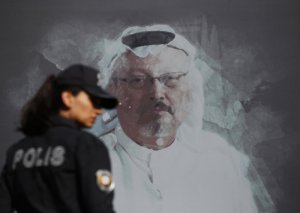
[0,64,118,213]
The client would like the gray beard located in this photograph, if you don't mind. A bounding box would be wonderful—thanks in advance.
[138,118,173,138]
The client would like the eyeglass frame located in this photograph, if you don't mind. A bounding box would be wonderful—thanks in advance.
[112,71,189,89]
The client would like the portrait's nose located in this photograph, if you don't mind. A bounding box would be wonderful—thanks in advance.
[149,79,166,100]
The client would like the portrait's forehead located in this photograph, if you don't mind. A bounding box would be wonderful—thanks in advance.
[119,47,190,75]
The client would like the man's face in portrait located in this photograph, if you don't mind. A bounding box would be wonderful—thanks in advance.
[110,47,192,145]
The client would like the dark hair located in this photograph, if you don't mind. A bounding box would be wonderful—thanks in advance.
[18,75,81,136]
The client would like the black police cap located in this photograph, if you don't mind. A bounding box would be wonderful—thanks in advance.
[56,64,118,109]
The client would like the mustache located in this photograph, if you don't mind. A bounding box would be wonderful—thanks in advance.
[137,101,175,115]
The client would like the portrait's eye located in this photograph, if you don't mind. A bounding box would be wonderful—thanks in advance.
[162,73,183,87]
[130,77,144,83]
[128,76,146,89]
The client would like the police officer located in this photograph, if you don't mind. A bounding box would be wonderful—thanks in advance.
[0,64,118,213]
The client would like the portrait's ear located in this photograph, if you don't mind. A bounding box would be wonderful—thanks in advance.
[61,91,75,108]
[107,82,114,92]
[107,81,118,95]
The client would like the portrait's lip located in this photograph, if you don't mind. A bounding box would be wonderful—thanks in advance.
[151,102,173,115]
[140,101,174,116]
[154,105,168,112]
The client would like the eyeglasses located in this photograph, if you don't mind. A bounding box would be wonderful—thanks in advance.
[113,72,188,89]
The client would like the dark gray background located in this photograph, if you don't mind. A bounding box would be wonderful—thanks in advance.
[1,0,299,212]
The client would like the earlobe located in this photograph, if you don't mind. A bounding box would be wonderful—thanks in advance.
[61,91,74,108]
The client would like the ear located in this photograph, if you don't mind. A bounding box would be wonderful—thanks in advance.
[61,91,75,108]
[107,81,117,95]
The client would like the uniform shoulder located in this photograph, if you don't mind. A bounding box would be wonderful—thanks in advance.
[5,136,33,154]
[75,130,108,150]
[49,126,98,141]
[47,126,107,150]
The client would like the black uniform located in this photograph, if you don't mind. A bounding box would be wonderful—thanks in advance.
[0,116,115,213]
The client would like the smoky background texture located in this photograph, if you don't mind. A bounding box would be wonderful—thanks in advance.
[0,0,299,212]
